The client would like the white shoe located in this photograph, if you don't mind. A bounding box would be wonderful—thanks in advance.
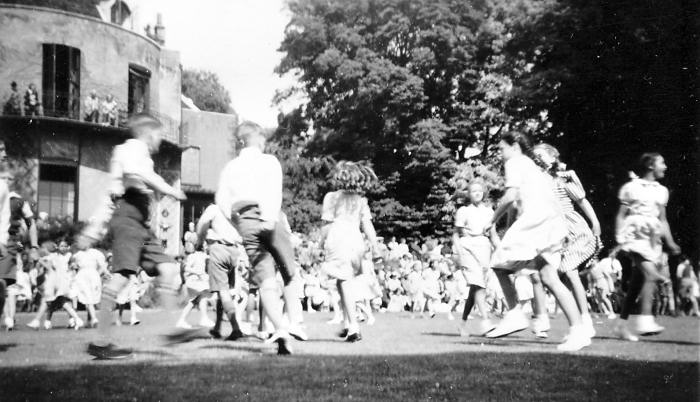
[582,314,596,338]
[447,313,455,321]
[68,318,75,328]
[532,315,551,333]
[4,316,14,331]
[607,313,617,320]
[74,318,85,331]
[613,320,639,342]
[27,319,40,330]
[634,315,664,336]
[288,324,309,341]
[43,320,52,330]
[264,329,292,344]
[130,318,141,326]
[474,319,497,336]
[176,320,193,329]
[557,327,592,351]
[199,318,215,328]
[486,309,529,338]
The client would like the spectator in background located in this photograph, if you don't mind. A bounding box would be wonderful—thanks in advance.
[183,221,198,254]
[101,94,118,126]
[84,90,100,122]
[24,83,41,116]
[4,81,23,116]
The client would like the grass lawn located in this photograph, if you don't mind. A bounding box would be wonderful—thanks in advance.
[0,311,698,401]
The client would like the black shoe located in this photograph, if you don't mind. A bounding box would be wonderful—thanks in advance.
[209,329,222,339]
[337,328,348,338]
[276,337,292,355]
[345,332,362,343]
[87,343,133,360]
[163,328,201,345]
[226,329,245,341]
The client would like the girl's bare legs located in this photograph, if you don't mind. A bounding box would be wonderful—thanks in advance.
[337,279,360,339]
[529,273,551,337]
[86,303,98,327]
[176,300,195,328]
[62,302,84,330]
[565,270,594,334]
[27,299,48,329]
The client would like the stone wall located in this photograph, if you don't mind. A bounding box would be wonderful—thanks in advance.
[180,109,238,192]
[0,5,182,144]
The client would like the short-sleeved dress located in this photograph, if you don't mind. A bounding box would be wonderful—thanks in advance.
[321,190,373,281]
[616,178,669,263]
[491,155,567,270]
[554,171,598,272]
[71,249,106,305]
[454,204,494,288]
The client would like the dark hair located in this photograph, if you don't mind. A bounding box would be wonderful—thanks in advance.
[501,131,541,165]
[635,153,662,176]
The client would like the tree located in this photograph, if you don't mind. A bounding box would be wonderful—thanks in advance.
[276,0,554,237]
[181,69,234,114]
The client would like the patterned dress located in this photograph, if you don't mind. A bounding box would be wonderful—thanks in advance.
[616,178,668,263]
[554,171,598,272]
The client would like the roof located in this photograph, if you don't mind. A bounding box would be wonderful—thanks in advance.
[0,0,101,18]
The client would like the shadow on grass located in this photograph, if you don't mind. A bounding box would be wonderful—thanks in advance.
[0,351,696,401]
[594,336,700,346]
[0,343,17,352]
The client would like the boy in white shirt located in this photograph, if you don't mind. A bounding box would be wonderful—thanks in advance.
[86,114,187,360]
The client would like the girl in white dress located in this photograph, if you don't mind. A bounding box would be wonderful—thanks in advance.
[452,181,498,337]
[71,247,109,327]
[175,248,214,329]
[320,161,378,342]
[27,241,83,330]
[487,131,590,351]
[614,153,681,340]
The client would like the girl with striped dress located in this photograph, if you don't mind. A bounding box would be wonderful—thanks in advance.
[533,144,601,337]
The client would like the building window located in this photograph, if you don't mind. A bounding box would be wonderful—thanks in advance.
[37,164,77,220]
[111,1,132,26]
[42,44,81,119]
[128,65,150,115]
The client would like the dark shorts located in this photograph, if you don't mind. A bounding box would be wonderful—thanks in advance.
[234,206,298,287]
[0,242,19,281]
[110,196,174,276]
[207,243,240,292]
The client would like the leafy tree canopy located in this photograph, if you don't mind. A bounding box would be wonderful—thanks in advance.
[182,69,234,114]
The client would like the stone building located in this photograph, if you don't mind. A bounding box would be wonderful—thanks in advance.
[0,1,184,253]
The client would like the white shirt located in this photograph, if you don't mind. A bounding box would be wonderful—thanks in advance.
[110,139,169,195]
[199,204,241,245]
[215,147,283,223]
[0,180,10,245]
[455,204,494,237]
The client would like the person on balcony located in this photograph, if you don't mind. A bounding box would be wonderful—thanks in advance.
[101,94,118,126]
[24,84,42,117]
[84,90,100,123]
[3,82,23,116]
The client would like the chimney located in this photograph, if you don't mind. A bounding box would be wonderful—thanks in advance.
[154,13,166,45]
